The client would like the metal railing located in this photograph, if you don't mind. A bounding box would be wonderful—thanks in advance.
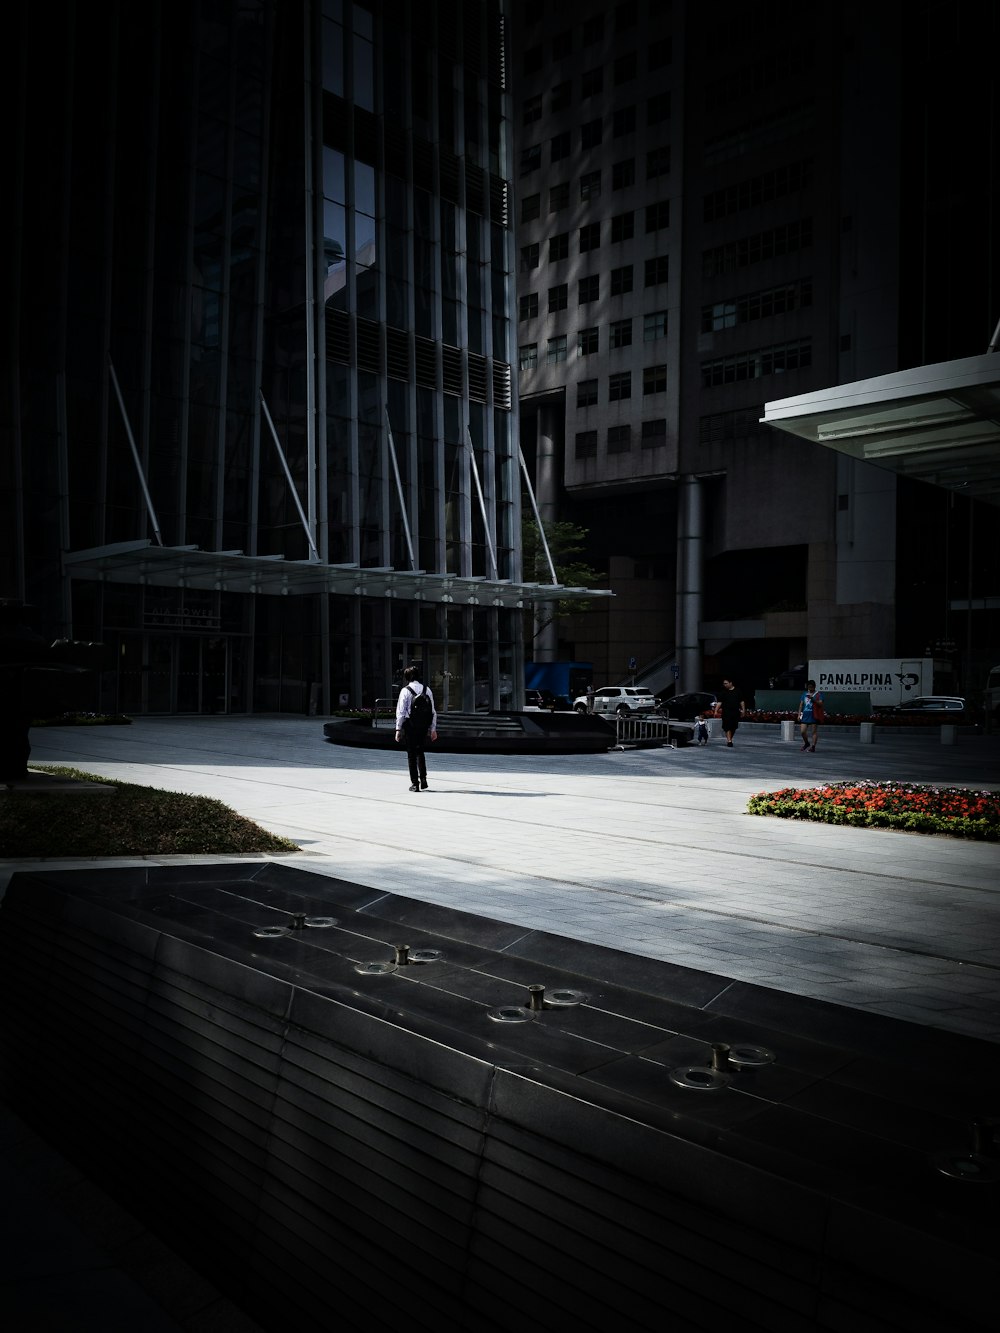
[613,714,683,749]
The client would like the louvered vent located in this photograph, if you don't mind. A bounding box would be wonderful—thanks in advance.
[489,174,508,227]
[441,345,463,397]
[490,12,507,89]
[325,309,351,365]
[467,352,488,403]
[386,327,410,382]
[492,360,512,411]
[356,317,382,373]
[440,149,461,204]
[466,162,485,216]
[414,336,437,389]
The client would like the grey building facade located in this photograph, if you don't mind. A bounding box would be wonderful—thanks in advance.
[510,0,1000,697]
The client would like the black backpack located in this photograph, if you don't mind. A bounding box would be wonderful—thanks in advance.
[407,684,433,733]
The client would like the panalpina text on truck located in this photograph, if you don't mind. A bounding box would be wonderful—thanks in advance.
[808,658,956,708]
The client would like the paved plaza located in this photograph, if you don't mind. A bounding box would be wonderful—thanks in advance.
[6,714,999,1043]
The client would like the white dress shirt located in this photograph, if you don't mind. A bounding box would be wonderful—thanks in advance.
[395,682,438,732]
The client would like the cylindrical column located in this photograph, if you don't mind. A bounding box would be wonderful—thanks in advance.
[533,403,561,663]
[675,475,703,693]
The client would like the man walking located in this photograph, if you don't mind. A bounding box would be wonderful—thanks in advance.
[719,678,745,747]
[395,664,438,791]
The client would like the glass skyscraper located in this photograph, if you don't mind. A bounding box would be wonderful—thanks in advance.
[4,0,563,716]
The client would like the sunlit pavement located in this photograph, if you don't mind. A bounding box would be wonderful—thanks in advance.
[6,714,1000,1044]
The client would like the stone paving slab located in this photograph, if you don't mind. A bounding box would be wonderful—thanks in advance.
[4,715,999,1043]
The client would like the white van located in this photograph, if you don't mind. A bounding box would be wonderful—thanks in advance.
[986,665,1000,724]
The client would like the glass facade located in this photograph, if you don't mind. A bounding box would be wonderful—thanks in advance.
[5,0,523,715]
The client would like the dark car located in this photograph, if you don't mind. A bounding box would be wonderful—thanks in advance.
[883,695,973,720]
[657,690,718,720]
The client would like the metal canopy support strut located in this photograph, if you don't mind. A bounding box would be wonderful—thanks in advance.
[109,358,164,546]
[259,390,320,561]
[467,426,498,580]
[385,408,417,571]
[517,445,558,586]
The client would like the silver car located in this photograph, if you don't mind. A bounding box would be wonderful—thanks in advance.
[574,686,659,718]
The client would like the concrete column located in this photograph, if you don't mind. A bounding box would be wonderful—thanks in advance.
[532,403,561,663]
[675,475,703,693]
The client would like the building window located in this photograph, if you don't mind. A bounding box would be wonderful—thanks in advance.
[644,310,668,341]
[580,170,602,201]
[615,0,638,30]
[547,335,568,364]
[607,424,631,453]
[610,318,632,349]
[551,131,571,163]
[699,280,813,332]
[575,430,598,459]
[521,243,540,271]
[609,371,632,401]
[548,283,568,312]
[646,200,670,232]
[519,343,538,370]
[700,339,812,386]
[578,326,599,355]
[615,51,637,84]
[521,193,541,222]
[611,212,634,243]
[552,28,573,59]
[577,378,598,407]
[581,67,604,97]
[524,43,543,74]
[647,92,671,126]
[610,265,633,295]
[549,182,570,212]
[581,118,603,150]
[613,105,636,138]
[520,144,541,175]
[582,13,604,44]
[643,364,668,394]
[523,94,542,126]
[703,159,814,222]
[646,146,671,179]
[551,81,571,112]
[519,293,539,321]
[579,222,601,252]
[648,36,672,69]
[578,274,600,304]
[702,219,813,277]
[549,231,569,261]
[642,418,667,446]
[612,159,635,190]
[644,255,669,286]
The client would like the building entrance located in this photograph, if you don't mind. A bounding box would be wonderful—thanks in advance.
[391,640,465,712]
[113,634,247,714]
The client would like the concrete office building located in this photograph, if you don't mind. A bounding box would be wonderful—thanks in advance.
[510,0,1000,695]
[4,0,600,717]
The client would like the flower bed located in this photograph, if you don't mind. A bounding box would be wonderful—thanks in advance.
[748,780,1000,841]
[742,709,971,727]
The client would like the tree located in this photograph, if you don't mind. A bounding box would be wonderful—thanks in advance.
[521,517,601,649]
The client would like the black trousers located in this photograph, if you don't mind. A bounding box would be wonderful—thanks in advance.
[402,726,428,784]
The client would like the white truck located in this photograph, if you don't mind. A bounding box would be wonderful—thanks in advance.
[808,658,953,709]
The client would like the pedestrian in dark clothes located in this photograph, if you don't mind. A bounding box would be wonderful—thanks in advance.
[719,679,745,747]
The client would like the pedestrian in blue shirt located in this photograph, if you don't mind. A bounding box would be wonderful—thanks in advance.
[798,679,824,752]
